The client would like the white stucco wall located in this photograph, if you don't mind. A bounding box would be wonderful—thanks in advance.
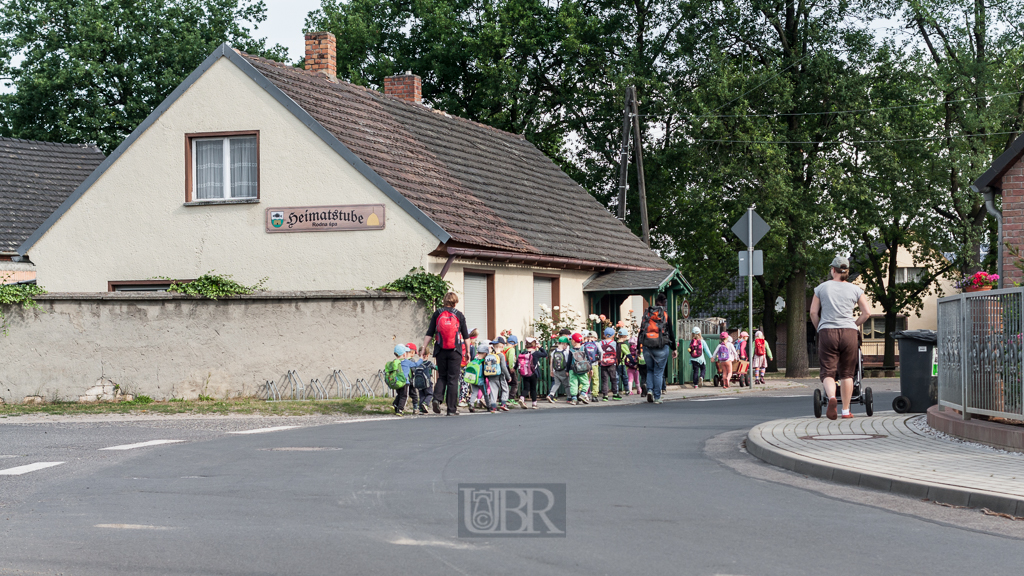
[856,246,954,332]
[29,57,438,292]
[427,258,595,340]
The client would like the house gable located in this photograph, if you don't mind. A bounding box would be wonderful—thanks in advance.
[26,47,444,291]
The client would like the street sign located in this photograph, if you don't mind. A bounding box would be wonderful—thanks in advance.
[738,250,763,276]
[731,211,770,247]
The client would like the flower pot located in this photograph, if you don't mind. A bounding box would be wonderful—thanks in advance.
[964,285,993,293]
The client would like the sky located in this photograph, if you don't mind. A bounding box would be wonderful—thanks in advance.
[260,0,324,64]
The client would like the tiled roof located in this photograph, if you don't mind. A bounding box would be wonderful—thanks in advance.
[583,269,681,292]
[242,54,670,270]
[0,138,105,253]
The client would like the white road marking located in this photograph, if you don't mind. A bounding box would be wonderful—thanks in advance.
[333,418,391,424]
[690,397,739,402]
[95,524,172,530]
[99,439,184,451]
[227,425,299,435]
[0,462,64,475]
[767,395,811,398]
[390,537,476,549]
[0,455,20,459]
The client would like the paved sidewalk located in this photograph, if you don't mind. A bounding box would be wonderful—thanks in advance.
[747,415,1024,516]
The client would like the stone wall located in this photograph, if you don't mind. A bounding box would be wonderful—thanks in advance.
[0,291,426,403]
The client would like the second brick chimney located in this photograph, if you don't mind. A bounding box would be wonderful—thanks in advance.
[384,72,422,104]
[304,31,336,80]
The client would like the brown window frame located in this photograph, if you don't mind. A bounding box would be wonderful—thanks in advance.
[463,268,496,340]
[185,130,260,203]
[107,279,195,292]
[533,272,560,323]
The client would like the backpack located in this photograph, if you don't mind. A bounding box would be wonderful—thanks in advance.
[411,363,431,389]
[600,340,617,366]
[551,349,568,372]
[384,358,407,389]
[643,307,669,348]
[518,352,535,376]
[755,339,767,357]
[716,344,732,362]
[737,342,748,361]
[435,308,461,350]
[624,353,639,369]
[582,341,601,363]
[464,359,483,385]
[483,353,501,377]
[571,348,591,374]
[461,341,472,367]
[689,339,702,358]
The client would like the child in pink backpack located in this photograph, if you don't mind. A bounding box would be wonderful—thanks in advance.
[713,333,737,388]
[624,337,641,394]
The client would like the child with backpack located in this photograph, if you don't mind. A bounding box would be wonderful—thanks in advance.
[752,330,774,385]
[546,336,571,403]
[582,331,601,402]
[687,327,713,388]
[503,335,524,408]
[489,338,513,411]
[713,333,737,389]
[458,328,479,408]
[567,332,592,404]
[625,337,641,394]
[615,328,631,395]
[599,328,621,401]
[404,342,435,413]
[463,343,488,412]
[518,337,548,409]
[385,344,412,416]
[735,331,750,387]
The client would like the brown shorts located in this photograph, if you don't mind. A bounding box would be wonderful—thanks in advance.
[818,328,859,381]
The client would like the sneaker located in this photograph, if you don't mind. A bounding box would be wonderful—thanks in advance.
[570,399,577,405]
[490,409,498,413]
[826,397,838,420]
[419,405,428,414]
[531,402,538,409]
[394,410,404,417]
[500,405,510,412]
[458,400,468,408]
[579,395,590,405]
[468,403,476,413]
[647,391,654,403]
[697,377,704,388]
[612,394,622,400]
[447,411,460,416]
[654,399,663,404]
[520,399,529,409]
[841,412,854,419]
[432,399,441,414]
[602,396,610,402]
[546,396,554,404]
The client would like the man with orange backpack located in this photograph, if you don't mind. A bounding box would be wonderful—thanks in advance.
[638,294,677,404]
[421,292,470,416]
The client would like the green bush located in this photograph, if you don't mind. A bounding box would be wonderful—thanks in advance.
[161,272,267,300]
[0,278,47,336]
[374,267,453,311]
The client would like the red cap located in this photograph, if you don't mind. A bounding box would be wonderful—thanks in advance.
[571,333,583,343]
[405,343,417,352]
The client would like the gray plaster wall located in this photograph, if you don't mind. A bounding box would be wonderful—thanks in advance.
[0,291,426,403]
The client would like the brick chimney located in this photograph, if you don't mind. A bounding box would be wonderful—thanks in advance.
[384,72,422,104]
[304,31,336,80]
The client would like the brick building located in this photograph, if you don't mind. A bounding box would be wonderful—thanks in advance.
[974,135,1024,286]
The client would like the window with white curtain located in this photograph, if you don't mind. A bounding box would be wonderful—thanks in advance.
[191,135,258,200]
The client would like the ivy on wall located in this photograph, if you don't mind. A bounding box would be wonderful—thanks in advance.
[0,278,46,336]
[162,272,267,300]
[374,267,453,312]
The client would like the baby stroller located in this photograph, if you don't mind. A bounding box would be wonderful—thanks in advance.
[812,348,873,417]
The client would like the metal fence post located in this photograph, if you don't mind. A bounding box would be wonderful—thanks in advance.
[962,294,970,421]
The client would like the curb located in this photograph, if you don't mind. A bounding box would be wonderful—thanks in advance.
[745,421,1024,516]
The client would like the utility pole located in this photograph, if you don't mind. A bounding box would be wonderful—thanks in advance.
[617,85,650,247]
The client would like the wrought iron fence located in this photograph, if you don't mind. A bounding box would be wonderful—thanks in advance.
[937,288,1024,420]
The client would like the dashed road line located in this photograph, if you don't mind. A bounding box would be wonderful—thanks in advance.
[228,425,299,435]
[95,524,172,530]
[99,439,184,451]
[0,462,64,475]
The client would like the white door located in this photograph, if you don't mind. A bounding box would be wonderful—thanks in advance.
[464,274,489,337]
[533,277,552,321]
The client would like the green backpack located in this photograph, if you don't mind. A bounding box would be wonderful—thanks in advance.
[384,358,407,389]
[464,359,483,385]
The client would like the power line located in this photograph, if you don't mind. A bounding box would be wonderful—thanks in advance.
[708,52,814,114]
[691,91,1024,119]
[687,130,1020,145]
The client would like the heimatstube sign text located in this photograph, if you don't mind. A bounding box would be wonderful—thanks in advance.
[266,204,385,233]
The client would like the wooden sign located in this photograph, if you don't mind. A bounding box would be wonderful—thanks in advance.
[266,204,385,233]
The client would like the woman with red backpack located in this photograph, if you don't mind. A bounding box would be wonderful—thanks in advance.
[421,292,470,416]
[638,294,677,404]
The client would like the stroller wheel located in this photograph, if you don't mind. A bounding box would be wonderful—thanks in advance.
[813,388,822,418]
[864,387,874,416]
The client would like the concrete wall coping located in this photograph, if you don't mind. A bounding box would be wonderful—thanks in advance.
[28,290,410,302]
[927,405,1024,453]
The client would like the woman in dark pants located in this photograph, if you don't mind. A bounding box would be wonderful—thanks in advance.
[421,292,470,416]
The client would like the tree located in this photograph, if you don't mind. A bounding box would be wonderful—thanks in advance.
[0,0,288,153]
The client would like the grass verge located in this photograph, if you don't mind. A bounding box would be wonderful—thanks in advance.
[0,397,395,418]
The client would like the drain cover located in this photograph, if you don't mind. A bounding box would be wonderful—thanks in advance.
[799,434,887,441]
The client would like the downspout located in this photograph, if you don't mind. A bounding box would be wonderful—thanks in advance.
[974,185,1003,288]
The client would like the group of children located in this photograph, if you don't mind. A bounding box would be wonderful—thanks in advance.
[385,326,652,414]
[687,327,774,389]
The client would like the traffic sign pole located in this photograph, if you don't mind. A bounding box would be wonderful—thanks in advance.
[747,206,754,388]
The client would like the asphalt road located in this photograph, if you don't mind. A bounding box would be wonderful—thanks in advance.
[1,383,1020,576]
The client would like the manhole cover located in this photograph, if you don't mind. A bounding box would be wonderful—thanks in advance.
[260,447,344,452]
[799,434,887,441]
